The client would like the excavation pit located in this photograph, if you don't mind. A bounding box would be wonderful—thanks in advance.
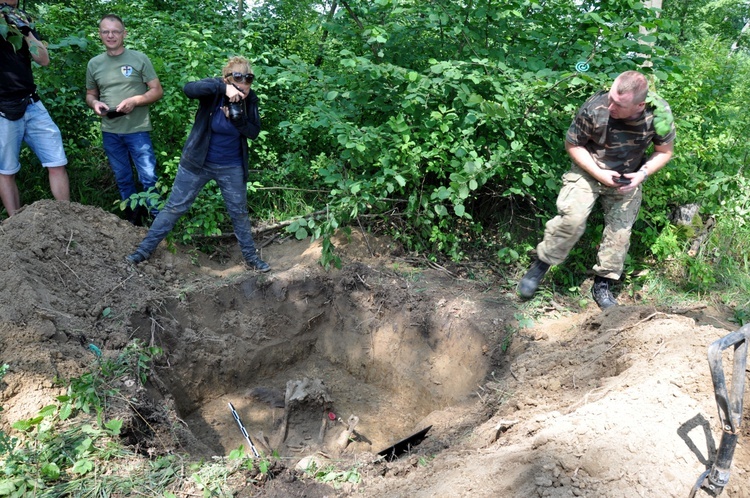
[131,260,494,460]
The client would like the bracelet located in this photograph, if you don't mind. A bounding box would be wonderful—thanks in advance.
[640,168,648,182]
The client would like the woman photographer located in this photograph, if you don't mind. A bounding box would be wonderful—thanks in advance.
[126,56,270,271]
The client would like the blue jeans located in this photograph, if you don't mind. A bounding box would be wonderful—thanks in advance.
[102,131,158,202]
[133,161,259,262]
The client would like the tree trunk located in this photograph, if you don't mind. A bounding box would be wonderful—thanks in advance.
[731,20,750,53]
[639,0,663,68]
[315,0,338,67]
[340,0,380,59]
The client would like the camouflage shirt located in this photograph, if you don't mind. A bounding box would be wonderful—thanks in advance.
[565,90,676,174]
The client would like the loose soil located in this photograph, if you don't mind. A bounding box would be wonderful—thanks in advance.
[1,200,749,497]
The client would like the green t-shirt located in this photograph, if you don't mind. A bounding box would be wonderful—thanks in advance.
[86,48,158,134]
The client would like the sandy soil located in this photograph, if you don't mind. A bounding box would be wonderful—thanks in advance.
[0,200,748,498]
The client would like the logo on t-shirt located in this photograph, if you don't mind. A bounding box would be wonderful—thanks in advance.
[120,65,133,78]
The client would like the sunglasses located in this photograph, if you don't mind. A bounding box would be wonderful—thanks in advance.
[229,72,255,84]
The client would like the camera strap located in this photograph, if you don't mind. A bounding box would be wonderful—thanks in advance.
[229,82,246,96]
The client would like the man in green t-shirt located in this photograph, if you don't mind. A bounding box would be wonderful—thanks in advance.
[517,71,676,309]
[85,13,163,225]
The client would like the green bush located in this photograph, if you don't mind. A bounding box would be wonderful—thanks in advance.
[6,0,749,294]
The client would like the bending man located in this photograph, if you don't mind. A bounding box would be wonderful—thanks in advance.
[518,71,675,309]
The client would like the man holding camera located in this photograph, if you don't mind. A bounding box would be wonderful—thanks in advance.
[85,14,163,225]
[126,56,270,272]
[0,0,69,218]
[517,71,675,309]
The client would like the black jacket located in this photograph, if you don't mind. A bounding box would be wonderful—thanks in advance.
[180,77,261,182]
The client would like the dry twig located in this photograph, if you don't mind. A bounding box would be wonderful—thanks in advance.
[55,255,95,290]
[65,230,74,255]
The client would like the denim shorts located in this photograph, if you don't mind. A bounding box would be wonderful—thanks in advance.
[0,100,68,175]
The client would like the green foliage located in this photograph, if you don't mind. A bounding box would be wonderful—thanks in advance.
[497,246,520,265]
[0,4,32,50]
[302,461,361,489]
[650,225,685,262]
[0,337,271,496]
[0,420,127,497]
[6,0,750,297]
[501,312,534,352]
[662,0,750,49]
[189,459,236,498]
[190,449,275,497]
[22,0,691,264]
[53,339,162,420]
[733,308,750,326]
[0,340,163,496]
[119,184,168,215]
[312,465,361,488]
[259,0,684,264]
[0,365,15,458]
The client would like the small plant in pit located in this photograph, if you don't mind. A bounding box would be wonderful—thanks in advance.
[391,262,422,281]
[0,364,16,457]
[302,461,361,489]
[732,307,750,327]
[476,371,513,406]
[56,339,163,418]
[188,457,239,498]
[501,313,534,352]
[227,446,274,475]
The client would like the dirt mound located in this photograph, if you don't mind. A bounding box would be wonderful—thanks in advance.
[0,200,749,498]
[363,308,750,498]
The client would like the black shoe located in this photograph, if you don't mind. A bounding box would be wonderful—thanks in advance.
[124,206,139,225]
[517,259,550,299]
[246,256,271,273]
[126,251,147,264]
[134,205,150,227]
[592,276,618,309]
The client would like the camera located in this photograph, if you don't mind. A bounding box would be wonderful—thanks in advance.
[1,5,32,36]
[224,97,244,123]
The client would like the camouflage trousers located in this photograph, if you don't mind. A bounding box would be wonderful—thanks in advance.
[536,165,643,280]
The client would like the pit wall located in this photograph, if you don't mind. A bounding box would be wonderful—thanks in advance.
[130,264,489,418]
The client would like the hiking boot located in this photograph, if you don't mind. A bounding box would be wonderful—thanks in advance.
[592,276,618,309]
[126,251,147,265]
[246,255,271,273]
[517,259,550,299]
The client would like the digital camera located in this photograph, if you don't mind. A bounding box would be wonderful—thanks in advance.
[1,4,32,36]
[224,97,244,123]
